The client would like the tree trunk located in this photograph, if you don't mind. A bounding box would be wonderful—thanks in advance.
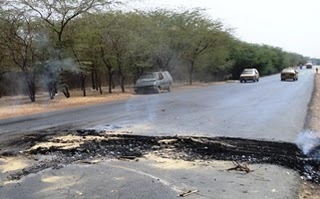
[58,38,70,99]
[98,78,102,95]
[80,72,86,97]
[108,70,113,94]
[59,72,70,98]
[96,71,102,94]
[62,84,70,98]
[119,73,125,93]
[0,72,4,98]
[48,81,56,99]
[188,60,194,85]
[91,68,96,90]
[95,69,99,91]
[116,57,125,93]
[25,73,36,102]
[100,47,113,94]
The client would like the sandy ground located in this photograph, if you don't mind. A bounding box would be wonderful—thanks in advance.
[299,73,320,199]
[307,75,320,131]
[1,77,320,198]
[0,88,134,119]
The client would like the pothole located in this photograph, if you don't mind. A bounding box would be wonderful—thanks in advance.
[1,129,320,183]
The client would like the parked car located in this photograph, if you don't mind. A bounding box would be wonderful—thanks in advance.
[280,68,298,81]
[240,68,259,83]
[306,63,313,69]
[134,71,173,94]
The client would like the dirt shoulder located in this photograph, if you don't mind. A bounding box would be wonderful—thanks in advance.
[299,73,320,199]
[306,74,320,131]
[0,87,134,119]
[0,82,221,120]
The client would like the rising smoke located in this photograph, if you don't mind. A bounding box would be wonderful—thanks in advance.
[296,129,320,155]
[35,33,81,94]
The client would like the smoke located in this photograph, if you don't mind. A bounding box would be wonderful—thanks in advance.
[296,130,320,155]
[37,58,80,93]
[44,58,80,74]
[35,32,81,93]
[126,95,160,122]
[35,32,80,73]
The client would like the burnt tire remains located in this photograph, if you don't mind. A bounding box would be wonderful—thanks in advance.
[3,130,320,183]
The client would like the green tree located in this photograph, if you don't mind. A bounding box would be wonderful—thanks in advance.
[169,10,229,84]
[229,40,307,78]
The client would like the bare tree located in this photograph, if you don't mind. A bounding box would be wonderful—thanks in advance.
[100,46,114,94]
[0,9,39,102]
[18,0,117,98]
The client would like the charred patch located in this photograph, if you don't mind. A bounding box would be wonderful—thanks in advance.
[2,130,320,184]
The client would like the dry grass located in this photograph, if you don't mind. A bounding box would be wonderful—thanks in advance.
[0,87,135,119]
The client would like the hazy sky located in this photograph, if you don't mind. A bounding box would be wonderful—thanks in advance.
[126,0,320,58]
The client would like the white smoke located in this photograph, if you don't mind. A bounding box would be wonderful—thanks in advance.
[126,95,160,122]
[296,130,320,154]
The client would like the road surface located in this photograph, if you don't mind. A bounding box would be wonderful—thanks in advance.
[0,68,315,199]
[0,68,314,142]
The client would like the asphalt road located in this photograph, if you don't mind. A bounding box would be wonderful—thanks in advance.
[0,159,300,199]
[0,68,315,199]
[0,68,315,142]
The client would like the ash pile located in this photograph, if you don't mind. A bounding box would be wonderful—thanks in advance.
[2,129,320,183]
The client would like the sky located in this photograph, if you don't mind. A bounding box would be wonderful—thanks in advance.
[126,0,320,58]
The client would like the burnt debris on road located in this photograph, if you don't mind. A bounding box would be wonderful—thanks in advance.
[1,129,320,183]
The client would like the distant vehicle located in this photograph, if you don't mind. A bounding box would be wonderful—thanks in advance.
[240,68,259,83]
[134,71,173,94]
[306,63,313,69]
[280,68,298,81]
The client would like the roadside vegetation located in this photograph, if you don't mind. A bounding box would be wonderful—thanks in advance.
[0,0,317,102]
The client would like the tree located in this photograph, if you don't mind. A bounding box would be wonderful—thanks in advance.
[77,11,144,93]
[229,40,307,78]
[0,25,11,98]
[87,13,117,94]
[229,41,260,78]
[144,10,181,72]
[0,9,40,102]
[165,10,229,84]
[101,12,130,92]
[17,0,117,98]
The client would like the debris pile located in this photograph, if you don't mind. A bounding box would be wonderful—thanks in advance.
[2,130,320,183]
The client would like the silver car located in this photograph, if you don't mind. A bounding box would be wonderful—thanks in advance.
[134,71,173,94]
[240,68,259,83]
